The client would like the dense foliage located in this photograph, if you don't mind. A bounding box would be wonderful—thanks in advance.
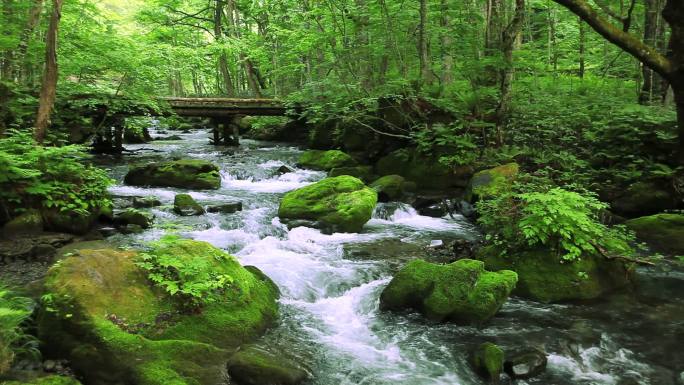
[0,286,37,375]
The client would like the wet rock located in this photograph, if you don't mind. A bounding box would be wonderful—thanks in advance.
[157,135,183,141]
[625,213,684,255]
[119,224,144,234]
[132,196,162,209]
[227,346,309,385]
[99,227,118,238]
[114,208,155,229]
[278,176,377,233]
[413,196,448,217]
[465,163,519,202]
[207,202,243,214]
[370,175,412,202]
[478,246,631,303]
[298,150,357,171]
[174,194,205,216]
[31,244,57,260]
[276,165,295,175]
[42,209,99,235]
[471,342,504,382]
[0,233,74,263]
[124,159,221,190]
[2,209,43,237]
[504,348,547,379]
[329,166,375,183]
[456,200,476,217]
[380,259,517,324]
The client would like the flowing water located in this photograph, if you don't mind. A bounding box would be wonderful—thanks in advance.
[99,128,684,385]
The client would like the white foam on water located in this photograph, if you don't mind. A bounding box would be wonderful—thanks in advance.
[220,170,322,193]
[368,205,465,231]
[189,226,260,250]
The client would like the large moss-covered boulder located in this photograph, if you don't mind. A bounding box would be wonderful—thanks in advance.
[370,175,413,202]
[298,150,357,171]
[379,259,517,324]
[478,247,631,303]
[278,176,377,233]
[625,213,684,255]
[227,346,309,385]
[611,181,680,218]
[124,160,221,190]
[465,163,519,202]
[375,149,472,191]
[39,240,279,385]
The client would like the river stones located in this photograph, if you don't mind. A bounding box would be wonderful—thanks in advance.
[471,342,504,382]
[298,150,357,171]
[174,194,205,216]
[39,240,279,385]
[465,163,519,202]
[379,259,517,324]
[207,202,243,214]
[227,346,310,385]
[114,208,154,229]
[504,348,547,379]
[370,174,414,202]
[478,246,631,303]
[124,159,221,190]
[132,196,162,209]
[278,176,377,233]
[625,213,684,255]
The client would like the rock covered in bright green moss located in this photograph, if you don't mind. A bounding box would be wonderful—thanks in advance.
[174,194,205,216]
[329,165,374,183]
[298,150,357,171]
[465,163,519,202]
[115,208,154,228]
[380,259,517,324]
[477,246,631,303]
[1,375,82,385]
[227,346,309,385]
[625,213,684,255]
[2,209,43,237]
[39,240,279,385]
[374,148,472,191]
[124,159,221,190]
[471,342,504,382]
[370,175,412,202]
[278,176,377,233]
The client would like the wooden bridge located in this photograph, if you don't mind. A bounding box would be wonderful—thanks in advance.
[160,97,287,117]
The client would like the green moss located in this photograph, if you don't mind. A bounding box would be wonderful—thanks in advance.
[1,375,82,385]
[40,240,279,385]
[298,150,357,171]
[227,346,309,385]
[125,160,221,190]
[465,163,519,202]
[374,149,471,191]
[328,166,374,183]
[478,246,631,303]
[471,342,504,380]
[278,176,378,233]
[2,209,43,236]
[380,259,517,324]
[173,194,205,216]
[625,213,684,255]
[116,208,154,228]
[370,175,408,202]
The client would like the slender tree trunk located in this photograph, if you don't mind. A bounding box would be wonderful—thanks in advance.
[675,85,684,165]
[639,0,667,104]
[16,0,44,82]
[440,0,454,86]
[1,0,15,81]
[418,0,432,85]
[214,0,235,96]
[34,0,63,143]
[579,18,586,78]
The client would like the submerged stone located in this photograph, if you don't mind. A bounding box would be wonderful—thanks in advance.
[278,176,377,233]
[39,240,279,385]
[471,342,504,382]
[478,247,631,303]
[504,348,547,379]
[174,194,205,216]
[379,259,517,324]
[124,159,221,190]
[465,163,519,202]
[227,346,309,385]
[298,150,357,171]
[625,213,684,255]
[207,202,243,214]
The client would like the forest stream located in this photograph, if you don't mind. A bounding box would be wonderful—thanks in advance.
[93,127,684,385]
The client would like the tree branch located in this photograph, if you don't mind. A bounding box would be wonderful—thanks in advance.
[553,0,672,79]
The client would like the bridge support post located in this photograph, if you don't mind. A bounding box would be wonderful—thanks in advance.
[113,116,124,153]
[224,115,241,146]
[211,118,220,145]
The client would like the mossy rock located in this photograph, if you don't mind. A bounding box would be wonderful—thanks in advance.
[298,150,357,171]
[625,213,684,255]
[39,240,279,385]
[1,375,82,385]
[133,196,162,209]
[115,208,155,228]
[42,209,98,235]
[611,181,680,218]
[471,342,504,382]
[477,246,631,303]
[379,259,517,324]
[227,346,309,385]
[174,194,205,216]
[374,149,471,191]
[278,176,377,233]
[328,166,374,183]
[124,160,221,190]
[370,175,412,202]
[2,209,43,237]
[465,163,519,202]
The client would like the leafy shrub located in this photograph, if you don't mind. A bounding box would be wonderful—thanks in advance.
[0,286,37,375]
[136,236,237,308]
[478,184,635,261]
[413,123,479,167]
[0,131,113,218]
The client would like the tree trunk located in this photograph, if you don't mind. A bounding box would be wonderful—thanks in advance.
[579,18,586,78]
[34,0,63,144]
[16,0,44,82]
[440,0,454,86]
[418,0,432,85]
[675,85,684,165]
[214,0,235,97]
